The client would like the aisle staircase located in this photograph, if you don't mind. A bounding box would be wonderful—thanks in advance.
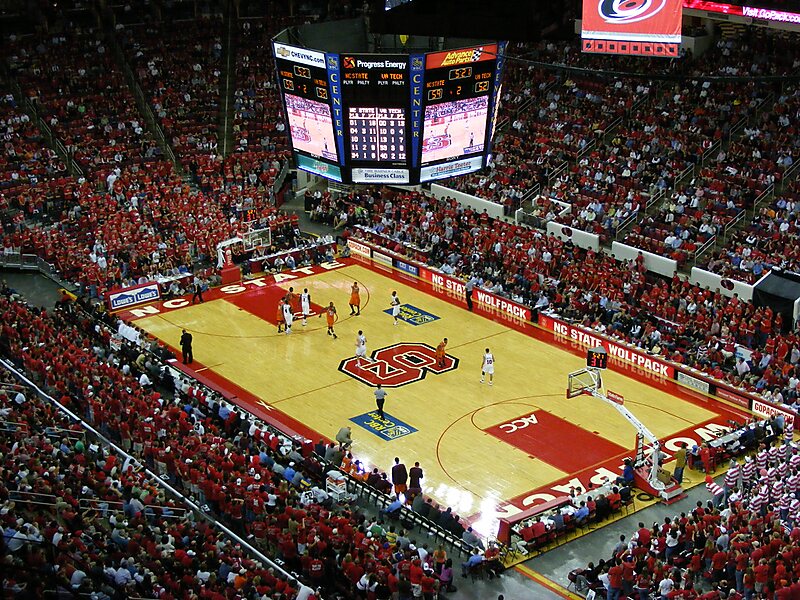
[95,4,184,176]
[218,0,237,158]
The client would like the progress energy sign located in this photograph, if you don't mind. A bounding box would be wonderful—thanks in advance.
[581,0,682,57]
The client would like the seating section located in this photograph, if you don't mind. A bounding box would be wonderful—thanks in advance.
[571,420,799,599]
[344,187,798,403]
[0,362,300,599]
[119,18,223,166]
[6,28,160,181]
[4,13,800,598]
[0,90,68,206]
[0,292,491,597]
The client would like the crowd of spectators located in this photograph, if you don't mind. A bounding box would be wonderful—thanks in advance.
[572,419,800,600]
[119,18,223,164]
[0,89,68,204]
[341,186,800,409]
[443,33,800,275]
[0,359,305,599]
[5,26,162,181]
[0,288,495,598]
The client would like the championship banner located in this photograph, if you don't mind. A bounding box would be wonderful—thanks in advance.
[581,0,682,57]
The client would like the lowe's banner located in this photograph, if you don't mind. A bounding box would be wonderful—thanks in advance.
[107,282,161,311]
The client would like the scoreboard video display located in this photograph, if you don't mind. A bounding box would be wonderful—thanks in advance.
[274,42,343,182]
[273,40,507,185]
[340,54,410,184]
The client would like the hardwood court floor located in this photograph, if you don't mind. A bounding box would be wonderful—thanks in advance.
[130,259,747,535]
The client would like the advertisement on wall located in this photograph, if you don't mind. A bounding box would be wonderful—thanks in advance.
[419,267,532,321]
[538,313,674,378]
[107,282,161,311]
[347,239,371,258]
[582,0,682,56]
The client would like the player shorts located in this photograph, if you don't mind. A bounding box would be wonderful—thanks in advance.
[284,313,294,326]
[356,346,367,358]
[392,306,400,317]
[301,302,310,316]
[483,365,494,375]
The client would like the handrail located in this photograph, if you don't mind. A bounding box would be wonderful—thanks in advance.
[547,161,568,189]
[645,188,665,211]
[702,140,721,167]
[723,209,747,239]
[520,182,541,204]
[576,138,595,162]
[727,117,747,142]
[9,490,58,506]
[0,419,29,433]
[693,235,717,266]
[781,160,800,188]
[603,116,623,140]
[100,8,182,174]
[674,164,695,190]
[614,211,640,240]
[44,425,85,440]
[753,183,775,211]
[219,0,236,158]
[0,359,306,593]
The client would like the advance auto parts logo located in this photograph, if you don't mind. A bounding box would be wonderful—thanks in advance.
[339,342,458,387]
[598,0,667,23]
[440,47,484,67]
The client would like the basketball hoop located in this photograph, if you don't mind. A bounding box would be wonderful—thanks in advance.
[566,368,602,399]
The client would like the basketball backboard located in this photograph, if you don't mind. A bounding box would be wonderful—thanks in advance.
[567,368,601,399]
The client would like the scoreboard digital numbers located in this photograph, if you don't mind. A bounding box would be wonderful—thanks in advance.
[273,40,506,184]
[340,54,410,184]
[274,42,343,182]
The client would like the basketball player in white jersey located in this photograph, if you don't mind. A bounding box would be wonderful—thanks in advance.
[300,288,311,326]
[390,291,401,325]
[480,347,494,385]
[355,329,369,365]
[282,299,294,335]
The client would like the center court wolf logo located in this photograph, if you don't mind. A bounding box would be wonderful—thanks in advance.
[339,342,458,387]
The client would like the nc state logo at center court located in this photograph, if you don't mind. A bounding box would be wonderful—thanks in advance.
[339,342,458,387]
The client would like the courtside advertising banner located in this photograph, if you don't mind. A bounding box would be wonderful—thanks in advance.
[107,281,161,311]
[582,0,682,57]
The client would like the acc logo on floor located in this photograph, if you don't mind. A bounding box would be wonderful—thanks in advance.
[339,342,458,387]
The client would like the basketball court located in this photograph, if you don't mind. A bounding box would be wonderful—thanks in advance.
[118,255,750,537]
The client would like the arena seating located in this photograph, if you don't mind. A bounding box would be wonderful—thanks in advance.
[343,187,799,402]
[6,27,161,181]
[4,9,800,598]
[0,292,484,597]
[0,361,302,599]
[571,421,800,599]
[0,90,68,204]
[119,18,223,166]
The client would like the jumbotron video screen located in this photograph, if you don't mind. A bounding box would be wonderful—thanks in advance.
[273,41,507,185]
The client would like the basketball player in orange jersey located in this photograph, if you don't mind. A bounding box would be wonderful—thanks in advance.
[435,338,448,368]
[276,302,284,333]
[319,301,338,339]
[349,282,361,316]
[285,286,298,313]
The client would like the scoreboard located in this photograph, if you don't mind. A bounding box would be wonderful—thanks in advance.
[420,44,499,182]
[340,54,410,183]
[273,40,507,185]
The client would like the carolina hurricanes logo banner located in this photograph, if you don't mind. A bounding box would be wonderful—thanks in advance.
[581,0,682,57]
